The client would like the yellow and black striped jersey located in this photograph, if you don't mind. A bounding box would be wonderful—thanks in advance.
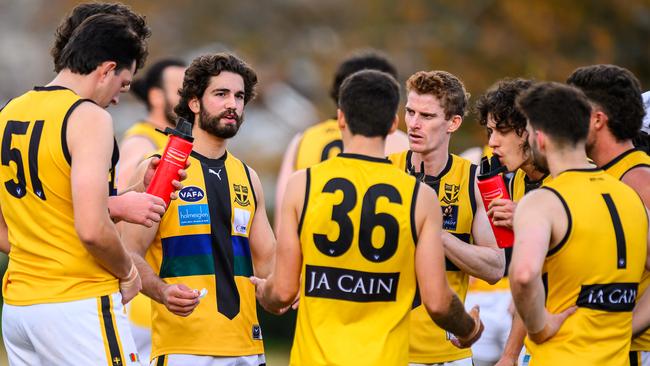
[294,119,342,170]
[150,150,263,359]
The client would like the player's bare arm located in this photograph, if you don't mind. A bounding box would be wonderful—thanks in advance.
[494,312,527,366]
[510,189,576,344]
[121,169,199,317]
[252,169,305,314]
[274,132,301,234]
[0,204,9,253]
[442,178,505,284]
[68,102,141,303]
[116,135,157,193]
[247,166,277,279]
[415,183,483,347]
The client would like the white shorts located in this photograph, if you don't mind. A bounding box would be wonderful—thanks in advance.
[465,290,512,362]
[151,354,265,366]
[630,351,650,366]
[409,357,472,366]
[130,323,152,364]
[2,292,141,366]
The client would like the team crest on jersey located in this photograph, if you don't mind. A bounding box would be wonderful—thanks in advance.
[233,184,250,206]
[252,324,263,340]
[442,183,460,204]
[178,186,205,202]
[442,205,459,231]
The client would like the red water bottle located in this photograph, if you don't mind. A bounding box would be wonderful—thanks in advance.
[146,118,194,206]
[477,156,514,248]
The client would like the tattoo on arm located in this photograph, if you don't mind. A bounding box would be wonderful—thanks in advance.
[431,295,475,338]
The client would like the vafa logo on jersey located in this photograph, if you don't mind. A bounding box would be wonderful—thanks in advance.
[179,186,205,202]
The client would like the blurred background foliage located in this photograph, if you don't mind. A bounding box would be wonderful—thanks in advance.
[0,0,648,364]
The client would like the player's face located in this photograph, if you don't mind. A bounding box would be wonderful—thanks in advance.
[161,66,185,125]
[486,115,530,172]
[527,123,548,171]
[405,91,451,155]
[198,71,246,139]
[98,61,136,108]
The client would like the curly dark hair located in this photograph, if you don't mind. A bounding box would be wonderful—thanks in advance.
[52,2,150,72]
[475,78,534,137]
[330,50,397,106]
[406,70,469,120]
[567,64,645,142]
[174,53,258,123]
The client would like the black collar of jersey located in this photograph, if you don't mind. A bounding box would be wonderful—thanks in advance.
[559,167,602,175]
[600,148,646,171]
[406,150,453,185]
[33,85,72,92]
[523,172,549,193]
[191,150,228,165]
[338,152,391,164]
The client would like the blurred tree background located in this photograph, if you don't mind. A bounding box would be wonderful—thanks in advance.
[0,0,648,364]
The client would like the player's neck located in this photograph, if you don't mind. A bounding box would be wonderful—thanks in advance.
[520,159,546,181]
[589,134,635,168]
[147,110,174,131]
[192,126,228,159]
[547,148,592,177]
[342,135,386,159]
[48,70,97,100]
[411,145,449,177]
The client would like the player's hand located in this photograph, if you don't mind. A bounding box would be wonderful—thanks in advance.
[119,263,142,304]
[451,305,484,348]
[528,306,577,344]
[113,191,166,227]
[487,198,517,229]
[494,355,518,366]
[250,276,291,315]
[160,283,200,317]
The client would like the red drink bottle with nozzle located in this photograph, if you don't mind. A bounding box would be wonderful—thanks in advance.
[477,155,514,248]
[146,118,194,206]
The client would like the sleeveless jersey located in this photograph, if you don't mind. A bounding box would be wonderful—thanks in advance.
[294,119,342,170]
[291,153,418,366]
[389,150,477,363]
[0,86,119,305]
[121,121,168,150]
[150,151,263,358]
[122,121,167,329]
[524,169,647,366]
[602,149,650,352]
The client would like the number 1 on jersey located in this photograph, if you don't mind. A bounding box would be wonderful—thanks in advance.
[1,120,46,200]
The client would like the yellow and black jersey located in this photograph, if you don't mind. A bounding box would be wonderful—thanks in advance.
[525,169,647,366]
[121,120,168,151]
[150,150,263,359]
[602,148,650,353]
[389,150,477,363]
[0,86,119,305]
[294,119,342,170]
[292,153,418,366]
[508,168,552,202]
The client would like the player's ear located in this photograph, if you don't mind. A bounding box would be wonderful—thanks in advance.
[337,108,346,131]
[388,114,399,134]
[447,115,463,133]
[189,97,200,114]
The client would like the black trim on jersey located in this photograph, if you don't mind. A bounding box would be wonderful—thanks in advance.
[620,164,650,181]
[542,272,548,303]
[600,148,643,171]
[410,180,420,245]
[338,152,391,164]
[602,193,627,269]
[469,164,477,216]
[202,157,241,320]
[109,139,119,196]
[297,168,311,236]
[630,351,640,366]
[523,173,549,194]
[406,151,453,187]
[61,98,93,165]
[541,187,572,257]
[156,355,166,366]
[33,85,72,92]
[191,149,227,164]
[99,295,124,366]
[243,164,258,207]
[561,167,601,174]
[445,233,471,271]
[0,98,12,112]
